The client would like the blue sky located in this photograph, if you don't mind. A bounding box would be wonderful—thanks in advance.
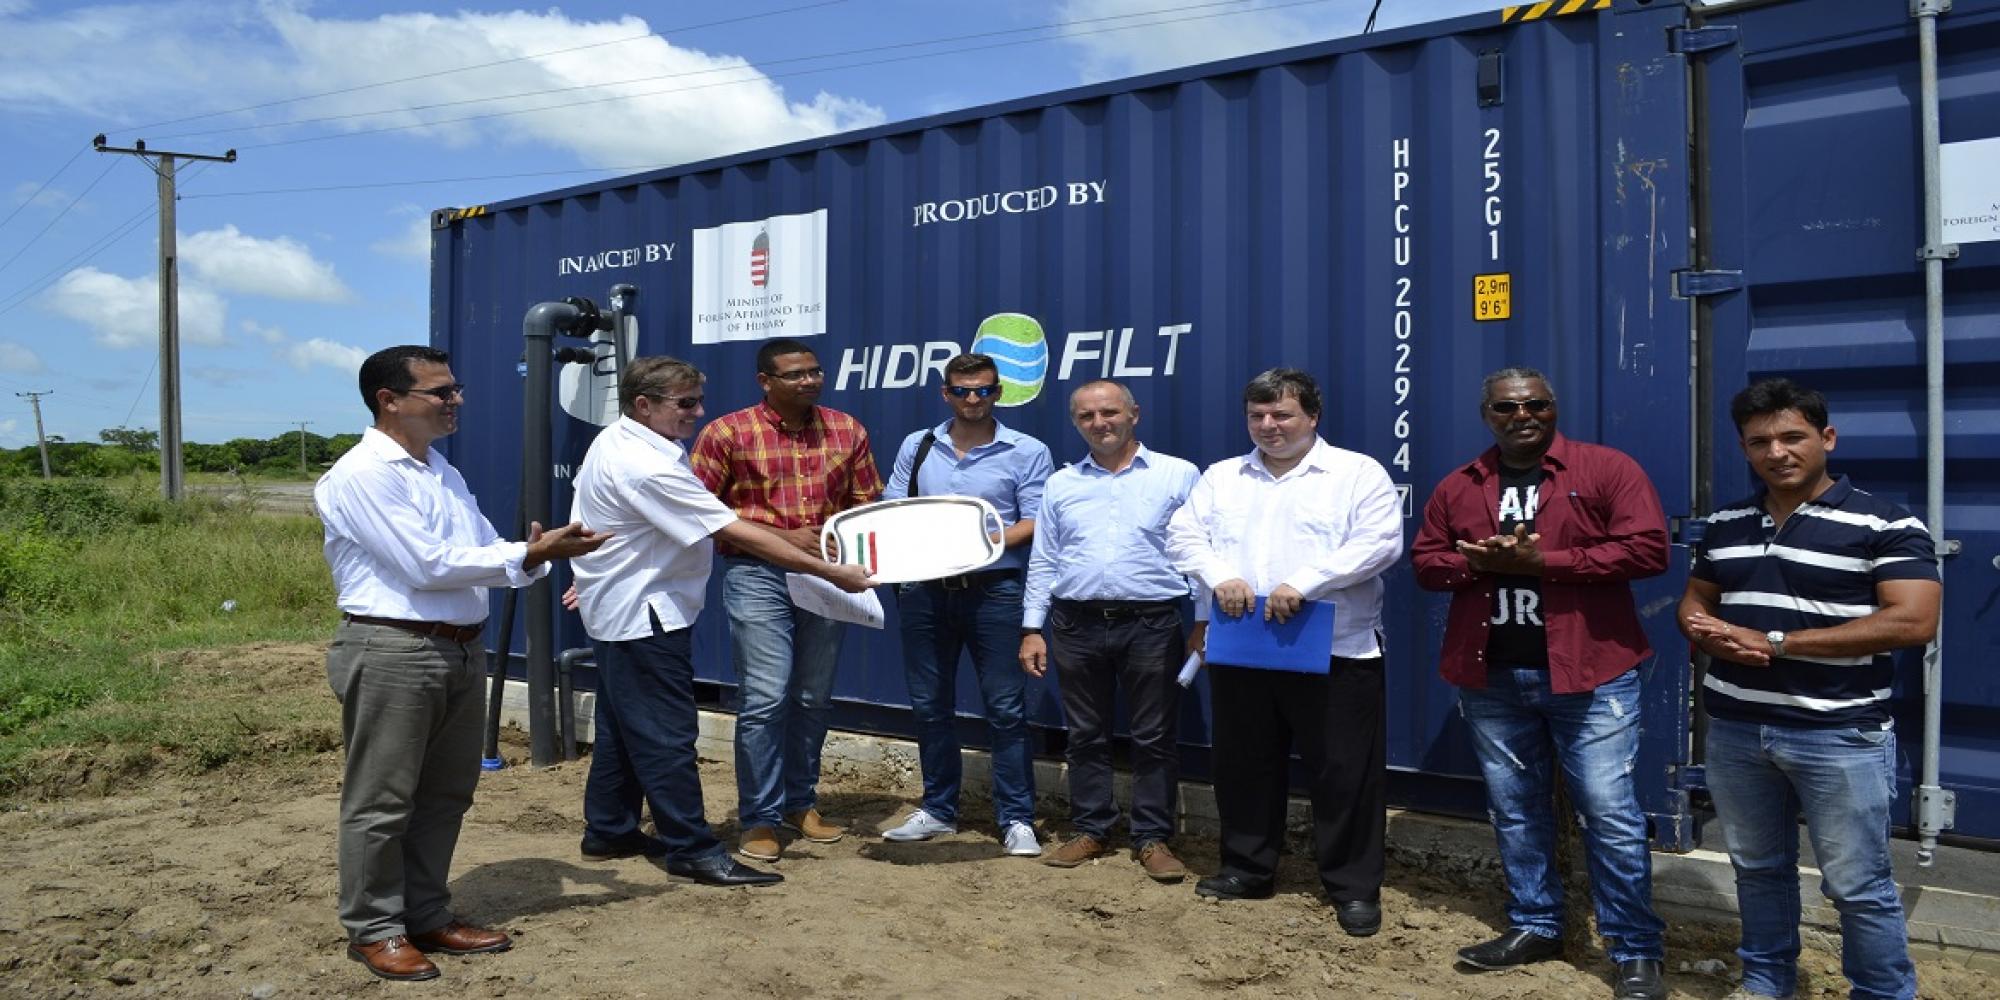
[0,0,1506,448]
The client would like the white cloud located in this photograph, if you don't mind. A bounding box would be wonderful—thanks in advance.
[41,266,228,349]
[0,340,44,373]
[372,212,432,260]
[280,336,367,373]
[0,418,18,445]
[0,4,885,166]
[8,181,70,213]
[240,319,289,344]
[182,224,352,303]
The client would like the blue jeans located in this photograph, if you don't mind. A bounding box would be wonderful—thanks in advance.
[582,617,724,864]
[895,574,1036,827]
[1459,667,1665,963]
[722,556,846,829]
[1705,717,1915,1000]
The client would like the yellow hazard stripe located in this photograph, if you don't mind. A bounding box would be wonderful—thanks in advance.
[449,206,487,221]
[1502,0,1610,22]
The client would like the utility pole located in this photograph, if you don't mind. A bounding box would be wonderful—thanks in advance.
[294,421,311,475]
[14,390,54,479]
[92,134,236,501]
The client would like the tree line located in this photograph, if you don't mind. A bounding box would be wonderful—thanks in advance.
[1,427,362,479]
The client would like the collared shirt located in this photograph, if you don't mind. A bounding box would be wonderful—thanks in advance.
[1691,475,1937,728]
[881,418,1053,573]
[1166,437,1403,659]
[315,426,543,625]
[570,416,740,641]
[689,401,882,557]
[1411,432,1669,694]
[1022,444,1201,629]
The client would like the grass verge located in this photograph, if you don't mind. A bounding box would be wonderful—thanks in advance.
[0,478,340,798]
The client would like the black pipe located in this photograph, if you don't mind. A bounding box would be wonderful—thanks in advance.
[521,301,580,769]
[558,647,593,762]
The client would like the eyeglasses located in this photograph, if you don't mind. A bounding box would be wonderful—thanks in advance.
[767,367,825,383]
[945,384,1001,399]
[646,393,704,410]
[403,383,466,402]
[1488,398,1554,415]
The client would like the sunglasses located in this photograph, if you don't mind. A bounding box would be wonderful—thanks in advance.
[1488,398,1554,415]
[404,383,466,401]
[945,384,1001,399]
[647,393,704,411]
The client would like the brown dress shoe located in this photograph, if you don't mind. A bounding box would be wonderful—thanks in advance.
[1042,833,1110,868]
[408,920,512,955]
[739,825,782,862]
[348,936,441,981]
[782,808,845,844]
[1137,841,1189,883]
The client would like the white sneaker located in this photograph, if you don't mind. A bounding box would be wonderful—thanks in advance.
[1002,821,1042,857]
[882,809,956,842]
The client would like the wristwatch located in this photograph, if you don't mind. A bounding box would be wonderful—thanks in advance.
[1764,630,1787,658]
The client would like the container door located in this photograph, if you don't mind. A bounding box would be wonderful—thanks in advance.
[1691,0,2000,843]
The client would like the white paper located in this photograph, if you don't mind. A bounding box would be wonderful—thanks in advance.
[786,573,885,629]
[1176,650,1204,688]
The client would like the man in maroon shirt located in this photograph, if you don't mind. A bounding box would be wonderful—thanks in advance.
[1411,367,1668,1000]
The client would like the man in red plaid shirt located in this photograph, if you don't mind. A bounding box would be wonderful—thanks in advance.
[690,338,883,863]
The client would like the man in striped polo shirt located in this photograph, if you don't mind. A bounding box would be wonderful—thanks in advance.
[1679,378,1940,1000]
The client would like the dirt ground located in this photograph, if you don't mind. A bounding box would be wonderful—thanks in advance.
[1,644,1990,999]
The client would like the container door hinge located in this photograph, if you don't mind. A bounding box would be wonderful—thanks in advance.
[1911,0,1952,18]
[1914,784,1956,832]
[1919,243,1960,260]
[1669,25,1740,54]
[1672,269,1744,298]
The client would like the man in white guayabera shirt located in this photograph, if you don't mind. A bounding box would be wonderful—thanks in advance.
[316,345,609,982]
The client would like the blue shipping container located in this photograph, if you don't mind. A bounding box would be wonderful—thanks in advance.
[431,0,2000,847]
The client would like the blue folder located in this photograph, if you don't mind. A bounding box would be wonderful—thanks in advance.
[1204,596,1336,673]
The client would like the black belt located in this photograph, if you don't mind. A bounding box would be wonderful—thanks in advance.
[344,614,483,644]
[931,568,1020,591]
[1053,598,1177,619]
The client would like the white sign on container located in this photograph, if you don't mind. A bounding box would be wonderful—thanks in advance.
[1940,137,2000,246]
[689,209,829,344]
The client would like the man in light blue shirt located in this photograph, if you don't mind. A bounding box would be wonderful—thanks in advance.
[879,353,1055,856]
[1019,379,1200,882]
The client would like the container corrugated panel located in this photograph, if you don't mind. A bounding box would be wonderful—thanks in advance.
[434,1,1699,836]
[1694,0,2000,842]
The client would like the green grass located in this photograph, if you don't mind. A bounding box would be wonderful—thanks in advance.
[0,480,340,797]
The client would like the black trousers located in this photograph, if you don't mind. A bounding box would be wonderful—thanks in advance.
[1209,655,1386,903]
[1046,601,1183,844]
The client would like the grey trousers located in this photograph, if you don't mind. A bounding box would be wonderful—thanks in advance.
[326,620,486,944]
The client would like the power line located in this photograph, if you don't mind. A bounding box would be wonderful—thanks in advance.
[0,145,88,234]
[230,0,1338,153]
[156,0,1270,145]
[120,0,856,134]
[0,157,123,279]
[0,162,217,322]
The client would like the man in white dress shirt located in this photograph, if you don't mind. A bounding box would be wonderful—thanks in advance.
[1165,368,1403,936]
[317,345,609,982]
[569,356,872,887]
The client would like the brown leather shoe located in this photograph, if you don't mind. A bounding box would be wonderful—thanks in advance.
[1137,841,1188,883]
[347,936,441,981]
[739,825,782,862]
[1042,833,1110,868]
[782,808,844,844]
[408,920,512,955]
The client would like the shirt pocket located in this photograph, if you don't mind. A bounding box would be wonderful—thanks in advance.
[1551,491,1615,546]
